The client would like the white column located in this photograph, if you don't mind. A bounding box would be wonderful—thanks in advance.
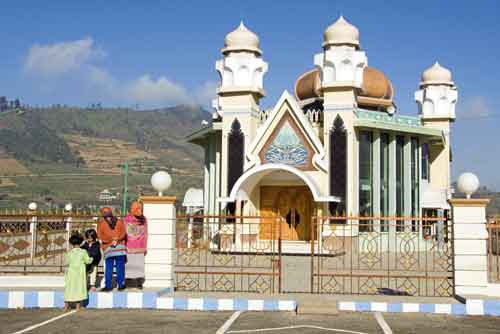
[29,214,37,260]
[450,198,490,296]
[141,196,176,289]
[372,131,381,232]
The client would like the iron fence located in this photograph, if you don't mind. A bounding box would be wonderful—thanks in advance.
[1,212,456,297]
[0,214,98,274]
[311,215,454,297]
[175,215,282,293]
[487,217,500,283]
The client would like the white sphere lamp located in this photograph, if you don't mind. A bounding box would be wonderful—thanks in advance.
[457,172,480,199]
[151,171,172,196]
[64,203,73,212]
[28,202,37,211]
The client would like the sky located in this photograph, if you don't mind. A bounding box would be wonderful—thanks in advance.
[0,0,499,188]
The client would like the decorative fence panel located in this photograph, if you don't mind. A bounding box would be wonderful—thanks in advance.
[487,217,500,283]
[0,214,98,274]
[175,215,282,294]
[311,216,454,297]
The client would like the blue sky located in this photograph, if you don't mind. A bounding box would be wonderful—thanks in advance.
[0,1,499,188]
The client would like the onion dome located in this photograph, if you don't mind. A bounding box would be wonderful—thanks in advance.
[420,62,454,87]
[294,66,394,109]
[360,67,393,100]
[294,69,321,101]
[323,16,360,49]
[221,21,262,56]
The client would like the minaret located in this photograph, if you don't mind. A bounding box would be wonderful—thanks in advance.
[214,22,268,199]
[314,16,367,216]
[314,16,367,104]
[415,62,457,194]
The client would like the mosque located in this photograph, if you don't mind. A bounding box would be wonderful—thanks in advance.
[187,17,457,244]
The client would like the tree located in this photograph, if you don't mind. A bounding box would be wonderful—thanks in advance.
[0,96,7,111]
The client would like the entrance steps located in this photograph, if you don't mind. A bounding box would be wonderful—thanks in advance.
[281,241,311,254]
[296,298,339,315]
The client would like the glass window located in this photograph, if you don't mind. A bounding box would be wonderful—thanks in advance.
[396,136,405,231]
[380,133,390,232]
[329,116,347,223]
[359,131,373,232]
[422,143,430,181]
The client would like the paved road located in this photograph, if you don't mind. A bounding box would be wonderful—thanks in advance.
[1,309,500,334]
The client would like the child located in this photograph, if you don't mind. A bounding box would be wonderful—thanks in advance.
[81,229,102,291]
[64,233,93,311]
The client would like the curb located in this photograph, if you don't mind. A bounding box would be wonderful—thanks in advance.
[0,291,296,311]
[338,300,500,316]
[2,291,500,316]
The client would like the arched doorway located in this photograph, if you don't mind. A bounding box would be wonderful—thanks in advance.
[259,185,314,241]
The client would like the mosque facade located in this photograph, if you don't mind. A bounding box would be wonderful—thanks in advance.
[188,17,457,243]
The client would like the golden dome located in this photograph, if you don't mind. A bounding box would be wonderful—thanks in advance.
[294,69,321,101]
[221,22,262,55]
[294,66,394,108]
[360,67,393,99]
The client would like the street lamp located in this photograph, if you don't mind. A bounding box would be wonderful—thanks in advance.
[64,203,73,212]
[457,172,480,199]
[151,171,172,196]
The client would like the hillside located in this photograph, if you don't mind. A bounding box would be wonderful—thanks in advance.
[0,105,210,209]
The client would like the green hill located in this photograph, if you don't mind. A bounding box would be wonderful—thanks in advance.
[0,105,209,209]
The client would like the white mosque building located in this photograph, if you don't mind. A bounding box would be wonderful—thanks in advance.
[187,17,457,244]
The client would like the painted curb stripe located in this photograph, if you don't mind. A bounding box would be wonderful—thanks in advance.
[3,291,500,315]
[336,300,500,316]
[0,291,296,311]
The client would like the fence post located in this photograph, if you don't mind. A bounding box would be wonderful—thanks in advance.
[65,216,73,251]
[140,196,176,289]
[450,198,490,296]
[29,214,37,261]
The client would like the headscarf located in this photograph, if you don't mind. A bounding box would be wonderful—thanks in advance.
[100,206,118,229]
[130,201,145,225]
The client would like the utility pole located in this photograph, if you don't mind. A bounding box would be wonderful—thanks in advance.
[117,161,129,216]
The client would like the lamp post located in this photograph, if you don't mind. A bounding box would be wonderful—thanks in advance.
[151,171,172,196]
[64,203,73,251]
[28,202,37,260]
[117,161,129,216]
[456,172,480,199]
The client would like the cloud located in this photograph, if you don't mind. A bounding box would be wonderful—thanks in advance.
[23,37,217,108]
[126,75,190,105]
[458,96,491,120]
[194,81,218,107]
[24,37,103,76]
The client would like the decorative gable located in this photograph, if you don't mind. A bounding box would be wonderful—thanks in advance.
[259,112,314,170]
[247,91,327,172]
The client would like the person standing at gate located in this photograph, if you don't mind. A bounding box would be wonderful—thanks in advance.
[64,232,93,310]
[124,201,148,289]
[97,207,127,291]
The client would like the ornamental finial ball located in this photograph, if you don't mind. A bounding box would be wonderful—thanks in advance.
[457,172,480,199]
[151,171,172,196]
[28,202,37,211]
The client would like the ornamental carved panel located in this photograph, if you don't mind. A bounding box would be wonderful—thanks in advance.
[259,112,314,170]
